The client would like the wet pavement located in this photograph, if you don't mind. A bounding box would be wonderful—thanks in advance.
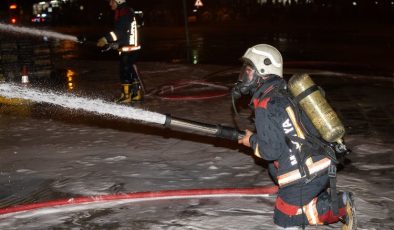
[0,57,393,229]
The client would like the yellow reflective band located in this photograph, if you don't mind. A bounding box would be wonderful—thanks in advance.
[278,170,302,186]
[285,106,305,139]
[120,45,141,52]
[254,144,262,158]
[305,157,313,166]
[308,158,331,175]
[277,158,331,187]
[129,19,138,46]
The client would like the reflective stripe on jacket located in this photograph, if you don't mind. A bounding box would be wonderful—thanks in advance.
[277,157,331,187]
[105,4,140,51]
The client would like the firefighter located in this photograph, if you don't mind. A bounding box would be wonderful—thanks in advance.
[97,0,143,104]
[235,44,356,229]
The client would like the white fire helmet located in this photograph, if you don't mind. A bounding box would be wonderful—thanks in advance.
[242,44,283,77]
[115,0,126,4]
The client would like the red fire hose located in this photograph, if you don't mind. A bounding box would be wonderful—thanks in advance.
[0,185,278,216]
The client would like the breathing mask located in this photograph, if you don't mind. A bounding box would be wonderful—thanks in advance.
[232,63,261,100]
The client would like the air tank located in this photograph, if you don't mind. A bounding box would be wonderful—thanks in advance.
[288,73,345,143]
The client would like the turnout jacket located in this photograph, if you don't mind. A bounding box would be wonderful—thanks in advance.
[104,3,141,51]
[249,77,331,188]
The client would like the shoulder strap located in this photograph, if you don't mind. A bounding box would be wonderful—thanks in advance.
[279,88,338,163]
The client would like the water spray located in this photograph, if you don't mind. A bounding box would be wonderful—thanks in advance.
[0,22,78,42]
[0,83,244,140]
[0,84,268,219]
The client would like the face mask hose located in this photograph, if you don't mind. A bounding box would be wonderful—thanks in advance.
[231,84,243,117]
[232,93,240,117]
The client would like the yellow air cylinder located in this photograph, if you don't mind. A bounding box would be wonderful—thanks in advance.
[288,73,345,143]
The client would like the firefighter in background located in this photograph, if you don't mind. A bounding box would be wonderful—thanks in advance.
[97,0,143,104]
[235,44,356,229]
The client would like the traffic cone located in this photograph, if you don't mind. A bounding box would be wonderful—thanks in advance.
[21,65,29,85]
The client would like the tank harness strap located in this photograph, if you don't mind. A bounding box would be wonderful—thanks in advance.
[281,87,314,186]
[283,86,340,216]
[293,84,319,104]
[284,135,310,180]
[285,89,339,163]
[283,92,316,187]
[328,164,339,215]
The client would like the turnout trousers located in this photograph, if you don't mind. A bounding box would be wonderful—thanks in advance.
[119,50,140,85]
[273,174,346,228]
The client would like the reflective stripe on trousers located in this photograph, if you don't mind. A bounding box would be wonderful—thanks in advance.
[119,45,141,53]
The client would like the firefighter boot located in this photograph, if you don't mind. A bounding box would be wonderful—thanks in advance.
[341,192,357,230]
[115,84,132,104]
[131,82,143,102]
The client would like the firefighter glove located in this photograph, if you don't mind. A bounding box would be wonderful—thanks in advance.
[96,37,108,47]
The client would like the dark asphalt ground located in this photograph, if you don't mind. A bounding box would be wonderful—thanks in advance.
[0,22,393,228]
[0,58,393,229]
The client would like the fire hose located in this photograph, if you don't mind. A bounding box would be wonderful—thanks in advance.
[0,186,278,216]
[165,115,244,140]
